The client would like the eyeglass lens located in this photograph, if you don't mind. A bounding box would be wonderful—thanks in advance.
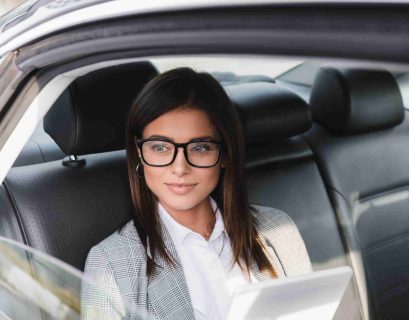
[141,140,220,167]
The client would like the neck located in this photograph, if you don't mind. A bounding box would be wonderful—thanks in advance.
[160,198,216,239]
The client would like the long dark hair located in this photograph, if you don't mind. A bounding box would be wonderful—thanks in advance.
[126,67,276,278]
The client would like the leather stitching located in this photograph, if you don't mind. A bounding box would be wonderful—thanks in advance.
[363,231,409,256]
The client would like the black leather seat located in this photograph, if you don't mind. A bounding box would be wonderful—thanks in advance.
[226,82,362,319]
[0,184,25,242]
[306,65,409,320]
[1,61,158,270]
[12,122,65,167]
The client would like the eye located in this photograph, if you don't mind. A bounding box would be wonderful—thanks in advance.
[190,143,211,153]
[150,143,171,153]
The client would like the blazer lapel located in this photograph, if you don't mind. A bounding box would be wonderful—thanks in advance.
[144,205,290,318]
[147,223,195,320]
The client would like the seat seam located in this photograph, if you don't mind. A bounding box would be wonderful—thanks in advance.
[3,181,46,320]
[377,280,409,304]
[302,133,368,320]
[360,184,409,203]
[2,180,30,246]
[363,231,409,255]
[29,137,46,162]
[328,186,351,208]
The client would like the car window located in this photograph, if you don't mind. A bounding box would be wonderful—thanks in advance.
[0,236,140,319]
[10,56,306,168]
[0,236,82,319]
[276,62,322,87]
[2,53,409,320]
[151,56,303,84]
[13,55,409,169]
[0,1,408,319]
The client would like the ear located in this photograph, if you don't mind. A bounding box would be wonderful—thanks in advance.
[138,153,146,165]
[135,145,142,159]
[220,158,227,168]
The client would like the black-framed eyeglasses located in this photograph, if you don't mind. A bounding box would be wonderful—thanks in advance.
[135,138,223,168]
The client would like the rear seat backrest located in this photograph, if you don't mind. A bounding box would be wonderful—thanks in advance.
[306,65,409,320]
[12,122,65,167]
[226,82,362,320]
[2,62,158,270]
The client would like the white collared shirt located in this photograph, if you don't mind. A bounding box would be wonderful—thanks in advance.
[158,198,257,320]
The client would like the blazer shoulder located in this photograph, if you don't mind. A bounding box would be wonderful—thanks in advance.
[86,220,145,266]
[82,221,146,319]
[251,204,294,230]
[251,204,313,275]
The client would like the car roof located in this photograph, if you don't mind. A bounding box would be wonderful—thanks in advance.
[0,0,277,55]
[1,0,409,57]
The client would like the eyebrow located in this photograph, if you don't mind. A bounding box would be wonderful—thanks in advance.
[145,135,218,142]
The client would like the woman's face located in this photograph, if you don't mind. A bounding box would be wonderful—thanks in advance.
[139,107,223,215]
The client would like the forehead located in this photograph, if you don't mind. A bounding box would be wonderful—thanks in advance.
[142,108,219,141]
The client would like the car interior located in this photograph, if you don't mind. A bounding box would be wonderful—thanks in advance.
[1,56,408,320]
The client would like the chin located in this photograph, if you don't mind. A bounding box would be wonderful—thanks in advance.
[162,198,199,212]
[160,193,207,213]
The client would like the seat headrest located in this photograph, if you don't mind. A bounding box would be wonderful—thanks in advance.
[225,82,312,146]
[310,64,405,134]
[44,62,158,156]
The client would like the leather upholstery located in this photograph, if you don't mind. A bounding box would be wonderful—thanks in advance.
[306,64,409,320]
[226,82,312,146]
[44,62,158,156]
[2,62,158,270]
[310,65,404,134]
[228,82,362,319]
[4,151,133,270]
[12,127,65,167]
[0,185,25,243]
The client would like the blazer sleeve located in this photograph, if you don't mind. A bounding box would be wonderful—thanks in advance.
[81,245,126,320]
[254,205,313,276]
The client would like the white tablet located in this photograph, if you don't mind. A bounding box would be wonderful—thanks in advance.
[226,266,353,320]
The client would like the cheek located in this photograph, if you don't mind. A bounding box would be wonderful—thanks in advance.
[202,167,221,189]
[143,166,165,194]
[191,166,222,200]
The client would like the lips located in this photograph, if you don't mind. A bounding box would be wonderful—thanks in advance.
[165,183,197,195]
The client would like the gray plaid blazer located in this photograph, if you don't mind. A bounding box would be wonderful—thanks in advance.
[81,206,312,320]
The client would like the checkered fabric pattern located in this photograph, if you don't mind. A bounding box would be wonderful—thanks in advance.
[81,206,312,319]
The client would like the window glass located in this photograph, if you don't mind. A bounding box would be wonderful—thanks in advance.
[0,237,82,319]
[151,56,303,84]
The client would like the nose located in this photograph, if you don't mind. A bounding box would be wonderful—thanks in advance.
[171,147,191,176]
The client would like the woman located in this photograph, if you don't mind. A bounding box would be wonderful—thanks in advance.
[81,67,312,320]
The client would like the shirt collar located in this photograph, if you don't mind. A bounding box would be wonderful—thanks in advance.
[158,197,226,248]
